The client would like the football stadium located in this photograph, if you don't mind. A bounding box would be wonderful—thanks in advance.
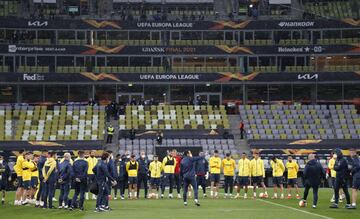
[0,0,360,218]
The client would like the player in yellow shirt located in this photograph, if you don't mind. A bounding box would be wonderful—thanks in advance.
[250,152,268,198]
[30,154,40,202]
[161,151,176,198]
[270,156,285,199]
[285,156,300,199]
[235,152,251,199]
[22,152,36,204]
[222,153,236,198]
[149,155,162,199]
[14,150,25,205]
[86,150,98,200]
[209,150,221,198]
[126,155,139,199]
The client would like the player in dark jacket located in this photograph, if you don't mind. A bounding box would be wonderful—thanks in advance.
[114,154,127,200]
[301,154,325,208]
[348,149,360,209]
[58,153,72,209]
[106,151,116,205]
[0,154,11,205]
[180,150,204,206]
[195,152,208,197]
[330,148,351,208]
[70,151,88,211]
[35,150,48,207]
[137,151,149,198]
[93,152,116,212]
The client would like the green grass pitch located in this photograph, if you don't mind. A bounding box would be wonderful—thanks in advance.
[1,188,359,219]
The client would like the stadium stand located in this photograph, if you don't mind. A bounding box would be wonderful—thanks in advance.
[0,106,13,140]
[14,105,105,141]
[118,138,236,158]
[304,0,356,19]
[240,104,360,140]
[119,105,229,130]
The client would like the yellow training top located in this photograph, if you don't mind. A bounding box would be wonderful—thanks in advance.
[250,158,265,177]
[328,158,336,178]
[222,158,236,176]
[270,159,285,177]
[86,157,98,175]
[209,156,221,174]
[126,161,139,177]
[22,160,35,181]
[238,158,251,177]
[286,161,299,179]
[162,156,176,174]
[149,161,162,178]
[14,155,25,177]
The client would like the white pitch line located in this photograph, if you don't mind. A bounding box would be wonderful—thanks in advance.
[257,199,334,219]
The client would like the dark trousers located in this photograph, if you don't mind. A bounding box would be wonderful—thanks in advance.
[303,184,319,206]
[196,175,206,194]
[36,181,44,201]
[183,176,198,202]
[137,173,148,198]
[174,174,182,194]
[161,173,174,194]
[334,178,351,204]
[224,176,234,194]
[114,178,126,197]
[240,129,244,139]
[87,174,95,192]
[96,181,110,208]
[71,181,87,208]
[106,134,113,143]
[42,181,56,208]
[59,183,70,207]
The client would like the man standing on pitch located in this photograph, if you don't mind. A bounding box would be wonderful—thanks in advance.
[70,151,88,211]
[330,149,351,209]
[180,150,204,206]
[161,150,176,198]
[301,154,325,208]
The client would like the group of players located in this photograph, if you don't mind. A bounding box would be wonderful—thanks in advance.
[0,148,359,211]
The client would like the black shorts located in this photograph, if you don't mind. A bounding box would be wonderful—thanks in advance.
[31,177,38,188]
[210,174,220,183]
[287,178,297,186]
[17,176,23,188]
[23,180,31,189]
[0,180,7,191]
[128,177,137,185]
[352,179,360,190]
[273,176,283,186]
[237,176,249,186]
[252,176,263,185]
[150,178,160,186]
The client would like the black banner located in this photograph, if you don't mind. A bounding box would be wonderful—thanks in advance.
[0,72,359,83]
[0,140,104,151]
[249,139,360,150]
[2,44,359,55]
[0,18,359,30]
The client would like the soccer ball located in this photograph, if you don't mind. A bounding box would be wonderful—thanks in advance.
[259,193,264,198]
[299,200,306,207]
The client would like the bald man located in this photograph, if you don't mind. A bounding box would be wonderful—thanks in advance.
[58,153,72,209]
[301,154,326,208]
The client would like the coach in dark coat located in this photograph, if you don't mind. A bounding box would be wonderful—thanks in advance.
[301,154,325,208]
